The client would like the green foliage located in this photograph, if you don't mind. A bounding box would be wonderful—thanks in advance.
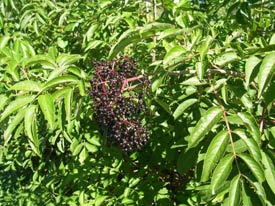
[1,0,275,205]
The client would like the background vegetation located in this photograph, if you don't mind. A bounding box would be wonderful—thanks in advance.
[1,0,275,205]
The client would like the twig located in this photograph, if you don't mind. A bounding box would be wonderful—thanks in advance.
[207,73,241,174]
[169,68,245,78]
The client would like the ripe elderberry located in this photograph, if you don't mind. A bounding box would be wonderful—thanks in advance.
[90,56,149,153]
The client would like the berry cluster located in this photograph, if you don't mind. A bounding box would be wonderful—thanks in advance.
[90,56,149,152]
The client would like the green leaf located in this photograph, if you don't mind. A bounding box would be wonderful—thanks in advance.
[0,35,10,49]
[238,153,265,183]
[108,23,173,59]
[64,88,73,124]
[85,142,98,153]
[258,52,275,98]
[200,35,213,62]
[0,95,9,111]
[95,195,108,206]
[261,151,275,195]
[72,143,83,156]
[23,55,57,69]
[79,147,89,163]
[245,56,261,88]
[42,75,79,90]
[186,106,223,149]
[4,109,26,145]
[25,105,41,157]
[237,112,260,145]
[163,45,186,68]
[108,29,140,59]
[241,181,254,206]
[56,54,82,67]
[228,175,241,206]
[173,98,197,120]
[38,94,55,130]
[177,147,199,175]
[214,51,240,67]
[211,154,234,194]
[10,80,42,92]
[0,95,35,122]
[234,129,261,161]
[201,130,229,182]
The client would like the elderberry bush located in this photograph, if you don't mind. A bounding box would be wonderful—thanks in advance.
[90,56,149,152]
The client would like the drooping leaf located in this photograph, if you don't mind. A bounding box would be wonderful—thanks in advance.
[234,129,261,161]
[245,56,261,88]
[186,106,223,149]
[214,51,240,67]
[108,23,173,58]
[38,94,55,130]
[0,35,10,49]
[24,105,41,157]
[237,112,260,145]
[163,45,186,68]
[258,52,275,98]
[42,75,79,90]
[261,151,275,195]
[200,35,213,62]
[173,98,197,120]
[0,95,9,111]
[238,153,265,183]
[211,154,234,194]
[228,175,241,206]
[0,95,35,122]
[10,80,42,92]
[56,54,82,67]
[4,109,26,145]
[201,130,229,182]
[64,87,73,124]
[177,147,199,175]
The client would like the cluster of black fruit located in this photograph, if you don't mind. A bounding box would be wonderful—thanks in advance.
[90,56,149,152]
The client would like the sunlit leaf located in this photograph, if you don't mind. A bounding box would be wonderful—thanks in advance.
[261,151,275,195]
[201,130,229,182]
[0,95,35,122]
[228,175,241,206]
[173,98,197,120]
[10,80,42,92]
[25,105,41,157]
[238,153,265,183]
[237,112,260,145]
[186,106,223,149]
[258,52,275,98]
[4,109,25,145]
[38,94,55,130]
[211,154,234,194]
